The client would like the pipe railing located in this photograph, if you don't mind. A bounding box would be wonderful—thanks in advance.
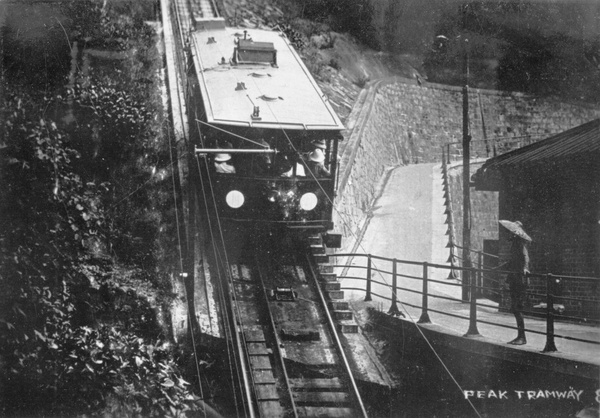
[331,253,600,352]
[442,134,544,164]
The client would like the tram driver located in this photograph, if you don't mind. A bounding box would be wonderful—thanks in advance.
[306,148,330,177]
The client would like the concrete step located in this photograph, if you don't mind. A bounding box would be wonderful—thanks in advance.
[329,301,349,311]
[307,235,323,245]
[307,236,323,245]
[333,310,353,321]
[337,321,359,334]
[313,254,329,264]
[318,264,333,273]
[320,272,337,282]
[310,244,326,255]
[327,290,344,300]
[322,281,341,291]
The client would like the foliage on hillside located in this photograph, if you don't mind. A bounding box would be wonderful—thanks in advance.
[0,1,203,416]
[281,0,600,104]
[421,3,600,103]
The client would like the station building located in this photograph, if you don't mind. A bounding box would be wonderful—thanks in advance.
[474,119,600,320]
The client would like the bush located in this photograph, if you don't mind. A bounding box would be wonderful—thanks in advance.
[0,2,198,415]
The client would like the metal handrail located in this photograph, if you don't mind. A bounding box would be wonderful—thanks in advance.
[332,253,600,352]
[442,134,544,164]
[453,243,500,260]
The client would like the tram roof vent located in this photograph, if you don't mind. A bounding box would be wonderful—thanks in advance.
[234,39,278,67]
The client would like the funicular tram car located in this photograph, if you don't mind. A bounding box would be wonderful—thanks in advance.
[189,18,344,232]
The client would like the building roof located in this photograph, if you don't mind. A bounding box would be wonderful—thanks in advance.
[474,119,600,189]
[189,21,344,132]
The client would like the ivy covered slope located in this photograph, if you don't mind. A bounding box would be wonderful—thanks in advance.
[0,1,204,416]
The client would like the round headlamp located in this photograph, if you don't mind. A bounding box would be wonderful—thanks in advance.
[299,192,318,211]
[226,190,245,209]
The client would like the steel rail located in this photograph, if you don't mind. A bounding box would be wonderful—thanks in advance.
[303,254,369,418]
[221,264,257,418]
[253,252,299,418]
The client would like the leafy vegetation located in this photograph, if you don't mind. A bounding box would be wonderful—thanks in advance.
[423,3,600,103]
[0,1,205,416]
[298,0,379,50]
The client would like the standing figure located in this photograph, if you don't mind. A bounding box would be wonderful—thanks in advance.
[500,220,531,345]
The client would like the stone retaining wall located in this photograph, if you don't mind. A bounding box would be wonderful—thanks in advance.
[334,76,600,253]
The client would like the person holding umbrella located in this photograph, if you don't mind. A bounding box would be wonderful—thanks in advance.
[499,220,531,345]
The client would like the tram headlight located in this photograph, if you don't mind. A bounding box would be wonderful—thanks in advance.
[299,192,318,211]
[225,190,245,209]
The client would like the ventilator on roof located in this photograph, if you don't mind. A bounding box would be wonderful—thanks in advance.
[234,39,277,67]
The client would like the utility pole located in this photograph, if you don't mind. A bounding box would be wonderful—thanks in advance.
[460,5,479,337]
[461,5,472,304]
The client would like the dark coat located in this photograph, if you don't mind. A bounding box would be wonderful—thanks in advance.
[507,237,530,289]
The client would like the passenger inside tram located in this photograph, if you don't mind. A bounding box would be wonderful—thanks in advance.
[306,148,330,177]
[254,138,273,175]
[272,153,306,177]
[214,153,236,173]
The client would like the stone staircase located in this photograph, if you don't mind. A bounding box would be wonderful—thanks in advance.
[308,235,359,334]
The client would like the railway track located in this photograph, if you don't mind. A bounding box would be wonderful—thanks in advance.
[190,0,220,22]
[164,0,369,415]
[228,232,367,417]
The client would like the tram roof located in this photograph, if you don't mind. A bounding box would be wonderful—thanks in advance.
[189,21,344,132]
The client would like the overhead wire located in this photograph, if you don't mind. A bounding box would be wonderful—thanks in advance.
[182,25,246,414]
[166,121,207,418]
[191,29,259,416]
[190,97,246,417]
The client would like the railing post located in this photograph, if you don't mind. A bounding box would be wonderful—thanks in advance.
[543,273,558,352]
[364,255,372,302]
[477,250,483,298]
[464,266,480,336]
[461,255,470,302]
[447,143,451,164]
[418,262,431,324]
[388,258,400,315]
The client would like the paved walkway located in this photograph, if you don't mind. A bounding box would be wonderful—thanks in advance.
[341,163,600,367]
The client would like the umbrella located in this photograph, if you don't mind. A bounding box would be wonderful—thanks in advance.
[499,220,532,242]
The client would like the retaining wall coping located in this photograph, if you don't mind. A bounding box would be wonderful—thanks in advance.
[375,76,600,110]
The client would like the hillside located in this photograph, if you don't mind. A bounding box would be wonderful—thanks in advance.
[221,0,600,109]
